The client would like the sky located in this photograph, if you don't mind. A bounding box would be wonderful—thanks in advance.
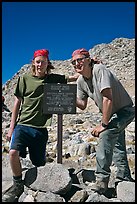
[2,2,135,85]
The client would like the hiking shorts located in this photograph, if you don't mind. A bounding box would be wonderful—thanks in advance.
[9,124,48,167]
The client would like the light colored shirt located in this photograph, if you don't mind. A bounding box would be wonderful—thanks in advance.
[77,64,133,115]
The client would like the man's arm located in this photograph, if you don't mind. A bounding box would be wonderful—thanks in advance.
[76,97,88,110]
[91,88,112,137]
[6,96,22,141]
[101,88,113,125]
[67,73,80,82]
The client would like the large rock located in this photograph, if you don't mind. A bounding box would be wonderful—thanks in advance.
[24,163,72,195]
[117,181,135,202]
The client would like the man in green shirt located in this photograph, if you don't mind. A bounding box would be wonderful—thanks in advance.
[2,49,78,202]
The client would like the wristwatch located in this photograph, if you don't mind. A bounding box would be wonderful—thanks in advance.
[101,122,108,128]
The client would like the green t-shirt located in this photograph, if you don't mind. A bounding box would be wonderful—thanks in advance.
[14,73,68,128]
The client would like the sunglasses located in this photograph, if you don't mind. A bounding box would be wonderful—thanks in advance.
[71,57,87,66]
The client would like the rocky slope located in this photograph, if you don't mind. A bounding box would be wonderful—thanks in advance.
[2,38,135,202]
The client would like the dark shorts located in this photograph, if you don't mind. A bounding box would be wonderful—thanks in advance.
[10,124,48,167]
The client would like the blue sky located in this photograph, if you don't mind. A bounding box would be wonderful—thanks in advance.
[2,2,135,84]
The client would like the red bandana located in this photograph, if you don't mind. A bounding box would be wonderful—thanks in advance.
[72,48,90,57]
[33,49,49,58]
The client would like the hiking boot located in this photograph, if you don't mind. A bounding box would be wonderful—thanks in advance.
[90,180,108,194]
[2,180,24,202]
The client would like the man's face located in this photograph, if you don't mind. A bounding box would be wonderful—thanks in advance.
[71,54,88,74]
[33,56,48,76]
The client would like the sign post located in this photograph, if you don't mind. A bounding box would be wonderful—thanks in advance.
[43,83,77,163]
[57,114,63,163]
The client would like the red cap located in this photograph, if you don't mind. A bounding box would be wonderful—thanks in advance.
[33,49,49,59]
[72,48,90,58]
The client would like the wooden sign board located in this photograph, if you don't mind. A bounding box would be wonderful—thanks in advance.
[43,83,77,114]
